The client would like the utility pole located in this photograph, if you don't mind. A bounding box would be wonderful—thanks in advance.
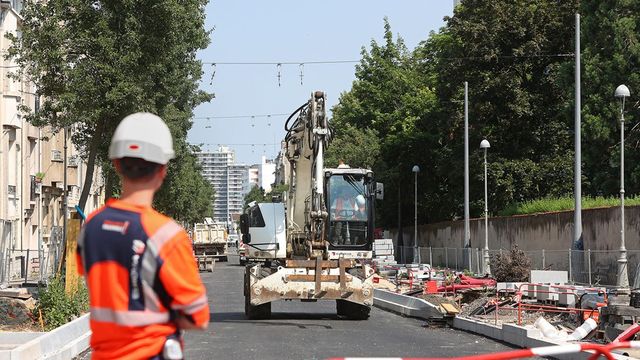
[464,82,471,270]
[572,13,584,282]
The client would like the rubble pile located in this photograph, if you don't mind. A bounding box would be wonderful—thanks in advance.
[0,288,37,330]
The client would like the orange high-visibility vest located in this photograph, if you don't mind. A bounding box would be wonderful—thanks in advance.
[77,199,209,359]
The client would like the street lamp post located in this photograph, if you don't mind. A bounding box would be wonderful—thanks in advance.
[615,84,631,292]
[412,165,420,264]
[480,139,491,275]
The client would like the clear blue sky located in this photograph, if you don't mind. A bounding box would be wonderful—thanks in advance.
[188,1,453,165]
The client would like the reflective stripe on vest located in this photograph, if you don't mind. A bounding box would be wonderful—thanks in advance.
[91,307,170,326]
[139,220,182,314]
[171,293,208,315]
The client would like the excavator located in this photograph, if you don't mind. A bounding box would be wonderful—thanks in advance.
[239,91,383,320]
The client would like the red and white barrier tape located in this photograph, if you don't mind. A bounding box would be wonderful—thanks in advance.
[326,341,640,360]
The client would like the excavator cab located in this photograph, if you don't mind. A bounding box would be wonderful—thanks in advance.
[325,168,375,252]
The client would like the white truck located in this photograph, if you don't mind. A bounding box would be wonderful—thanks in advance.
[226,233,247,265]
[239,91,383,320]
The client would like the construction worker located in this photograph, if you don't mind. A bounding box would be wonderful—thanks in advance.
[77,113,209,360]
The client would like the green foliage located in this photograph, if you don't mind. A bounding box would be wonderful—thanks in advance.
[269,183,290,201]
[8,0,213,213]
[331,2,640,228]
[35,277,88,331]
[325,124,380,169]
[499,196,640,216]
[154,141,213,225]
[577,0,640,197]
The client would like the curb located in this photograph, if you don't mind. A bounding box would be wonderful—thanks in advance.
[453,316,634,360]
[373,289,444,319]
[372,290,635,360]
[0,314,90,360]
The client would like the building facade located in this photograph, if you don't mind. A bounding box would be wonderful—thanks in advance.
[0,3,105,284]
[249,155,276,192]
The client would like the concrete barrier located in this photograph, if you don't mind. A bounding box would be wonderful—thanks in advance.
[453,316,634,360]
[0,314,90,360]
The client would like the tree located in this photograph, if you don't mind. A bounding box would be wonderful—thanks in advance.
[7,0,213,213]
[414,0,578,218]
[331,19,439,227]
[154,142,213,225]
[578,0,640,197]
[325,124,380,169]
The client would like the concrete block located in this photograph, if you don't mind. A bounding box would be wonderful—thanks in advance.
[0,288,31,299]
[452,316,503,341]
[530,270,568,284]
[559,290,577,307]
[526,284,538,298]
[502,324,541,348]
[374,249,393,256]
[537,285,559,302]
[374,239,394,246]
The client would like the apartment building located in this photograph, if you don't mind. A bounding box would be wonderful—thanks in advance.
[249,156,276,193]
[0,3,105,283]
[196,146,250,225]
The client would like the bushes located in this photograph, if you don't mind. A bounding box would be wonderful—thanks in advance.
[490,246,532,282]
[35,276,88,331]
[498,196,640,216]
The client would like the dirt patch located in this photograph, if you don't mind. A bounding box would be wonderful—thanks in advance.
[416,293,458,308]
[0,297,38,332]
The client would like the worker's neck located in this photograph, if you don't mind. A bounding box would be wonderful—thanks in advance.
[119,182,156,207]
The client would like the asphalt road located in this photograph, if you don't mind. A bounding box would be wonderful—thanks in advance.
[183,262,519,360]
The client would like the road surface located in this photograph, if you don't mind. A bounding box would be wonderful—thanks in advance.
[183,262,519,360]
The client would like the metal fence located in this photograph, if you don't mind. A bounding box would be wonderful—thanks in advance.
[396,246,640,287]
[0,226,63,286]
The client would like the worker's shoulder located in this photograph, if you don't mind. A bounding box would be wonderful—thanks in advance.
[84,203,110,224]
[143,208,187,238]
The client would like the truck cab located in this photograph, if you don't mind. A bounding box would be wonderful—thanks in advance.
[325,168,380,260]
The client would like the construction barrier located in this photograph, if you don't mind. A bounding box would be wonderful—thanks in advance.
[326,340,640,360]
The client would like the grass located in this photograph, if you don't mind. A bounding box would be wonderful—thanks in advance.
[498,196,640,216]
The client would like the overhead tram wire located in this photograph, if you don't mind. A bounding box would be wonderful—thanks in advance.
[201,53,575,67]
[193,113,290,120]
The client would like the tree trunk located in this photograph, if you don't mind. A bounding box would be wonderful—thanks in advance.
[78,121,104,211]
[104,165,116,199]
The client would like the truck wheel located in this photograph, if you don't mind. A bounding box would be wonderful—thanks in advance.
[244,265,271,320]
[336,300,370,320]
[245,295,271,320]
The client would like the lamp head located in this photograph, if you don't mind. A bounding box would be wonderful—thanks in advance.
[480,139,491,149]
[615,84,631,99]
[412,165,420,173]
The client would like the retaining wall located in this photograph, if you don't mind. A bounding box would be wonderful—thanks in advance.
[391,206,640,252]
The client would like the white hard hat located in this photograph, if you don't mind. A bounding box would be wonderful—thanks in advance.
[356,194,366,206]
[108,112,175,164]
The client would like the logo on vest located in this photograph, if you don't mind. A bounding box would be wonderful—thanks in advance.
[101,220,130,234]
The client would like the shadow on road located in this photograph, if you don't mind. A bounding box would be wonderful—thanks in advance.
[210,311,337,329]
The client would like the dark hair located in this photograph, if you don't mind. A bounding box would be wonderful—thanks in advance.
[117,157,162,180]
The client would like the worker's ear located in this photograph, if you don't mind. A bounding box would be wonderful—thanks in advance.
[158,165,168,180]
[112,159,122,174]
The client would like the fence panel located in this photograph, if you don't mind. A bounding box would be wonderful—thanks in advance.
[390,244,640,286]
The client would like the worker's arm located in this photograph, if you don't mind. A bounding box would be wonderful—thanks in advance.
[159,232,210,330]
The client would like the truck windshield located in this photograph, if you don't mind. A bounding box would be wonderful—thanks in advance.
[327,174,368,246]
